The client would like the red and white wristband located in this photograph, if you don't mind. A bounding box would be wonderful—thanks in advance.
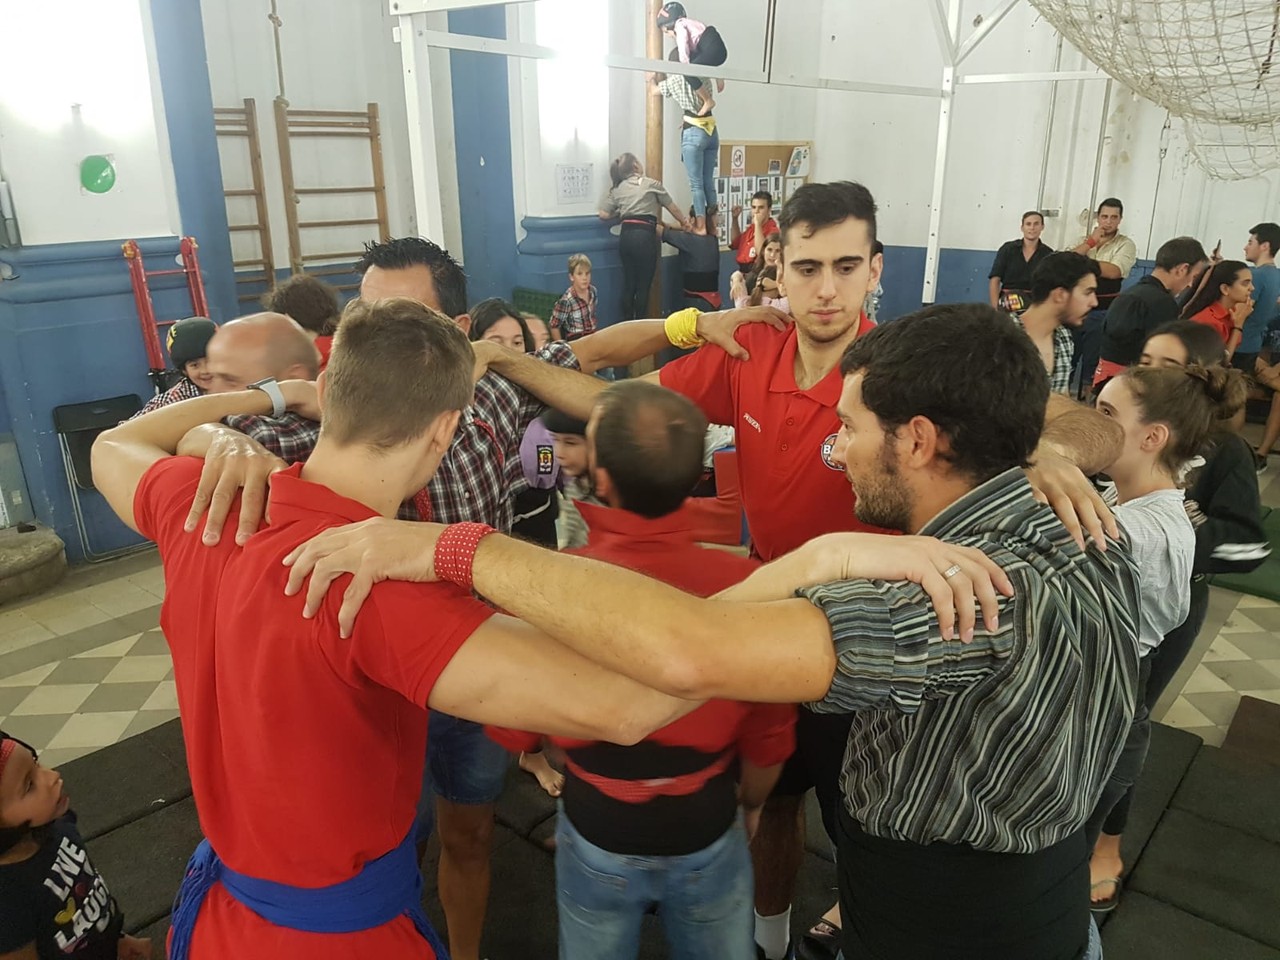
[434,522,498,592]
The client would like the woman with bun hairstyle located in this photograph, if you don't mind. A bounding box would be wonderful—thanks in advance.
[1087,353,1250,912]
[1136,320,1268,724]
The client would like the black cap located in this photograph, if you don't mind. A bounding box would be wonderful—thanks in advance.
[166,317,217,369]
[657,2,687,28]
[542,408,588,436]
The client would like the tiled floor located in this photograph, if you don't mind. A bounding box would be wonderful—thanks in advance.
[0,439,1277,766]
[0,551,174,768]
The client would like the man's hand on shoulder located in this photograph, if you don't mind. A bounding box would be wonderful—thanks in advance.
[695,306,791,361]
[470,339,504,383]
[280,380,320,422]
[179,427,287,547]
[1025,446,1118,553]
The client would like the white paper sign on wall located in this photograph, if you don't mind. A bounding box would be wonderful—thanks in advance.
[730,145,746,177]
[555,163,594,204]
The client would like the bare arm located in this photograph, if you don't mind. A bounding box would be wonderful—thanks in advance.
[92,389,287,533]
[483,346,614,420]
[465,537,837,702]
[988,276,1002,308]
[478,306,792,395]
[1040,392,1123,475]
[740,760,782,810]
[429,613,703,743]
[1096,261,1123,279]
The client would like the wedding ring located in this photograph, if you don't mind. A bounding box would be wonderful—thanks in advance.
[943,564,962,579]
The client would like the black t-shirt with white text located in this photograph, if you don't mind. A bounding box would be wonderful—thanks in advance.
[0,813,123,959]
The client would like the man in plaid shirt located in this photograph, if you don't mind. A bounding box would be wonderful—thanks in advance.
[1015,253,1101,397]
[175,236,785,960]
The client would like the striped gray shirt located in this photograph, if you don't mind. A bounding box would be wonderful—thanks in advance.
[800,468,1141,853]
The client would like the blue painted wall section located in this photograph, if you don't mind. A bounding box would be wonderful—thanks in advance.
[0,240,197,559]
[448,8,520,308]
[150,0,238,324]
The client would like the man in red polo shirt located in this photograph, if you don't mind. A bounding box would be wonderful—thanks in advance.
[488,379,795,960]
[88,298,707,959]
[732,190,780,274]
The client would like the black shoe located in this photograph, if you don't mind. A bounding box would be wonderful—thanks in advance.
[797,920,841,960]
[755,941,796,960]
[1256,451,1269,475]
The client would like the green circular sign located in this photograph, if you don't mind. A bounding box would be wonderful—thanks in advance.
[80,155,116,194]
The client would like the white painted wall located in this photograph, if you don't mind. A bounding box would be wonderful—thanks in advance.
[200,0,418,272]
[0,0,179,246]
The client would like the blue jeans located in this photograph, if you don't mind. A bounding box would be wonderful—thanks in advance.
[414,709,511,841]
[1085,915,1103,959]
[555,809,754,960]
[681,124,720,217]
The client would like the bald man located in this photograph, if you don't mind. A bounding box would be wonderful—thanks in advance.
[205,312,322,393]
[196,313,324,465]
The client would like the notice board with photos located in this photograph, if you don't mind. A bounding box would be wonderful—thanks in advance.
[714,140,812,248]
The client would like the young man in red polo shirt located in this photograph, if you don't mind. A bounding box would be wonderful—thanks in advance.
[732,190,779,274]
[489,379,795,960]
[88,298,709,960]
[463,179,1122,958]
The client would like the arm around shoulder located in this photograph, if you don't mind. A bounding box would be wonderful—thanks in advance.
[428,613,703,744]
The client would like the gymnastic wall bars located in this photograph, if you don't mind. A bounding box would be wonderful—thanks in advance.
[387,0,1107,305]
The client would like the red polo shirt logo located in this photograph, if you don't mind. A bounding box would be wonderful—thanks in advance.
[820,432,842,471]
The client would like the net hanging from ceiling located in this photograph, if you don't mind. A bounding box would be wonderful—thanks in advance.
[1028,0,1280,179]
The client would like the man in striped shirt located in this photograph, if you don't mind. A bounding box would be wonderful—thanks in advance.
[285,303,1138,960]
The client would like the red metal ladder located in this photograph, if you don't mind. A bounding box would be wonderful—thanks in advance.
[122,237,210,391]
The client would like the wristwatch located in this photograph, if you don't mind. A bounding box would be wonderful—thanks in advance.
[248,377,286,417]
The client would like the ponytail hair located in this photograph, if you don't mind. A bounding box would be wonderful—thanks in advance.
[1121,363,1249,475]
[610,153,641,188]
[1180,260,1250,321]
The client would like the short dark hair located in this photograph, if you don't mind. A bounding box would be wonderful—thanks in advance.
[1022,210,1045,224]
[263,274,342,335]
[1098,198,1124,216]
[357,237,469,320]
[323,297,474,450]
[1154,236,1208,271]
[593,381,708,519]
[469,298,534,353]
[778,181,877,248]
[751,190,773,207]
[1250,222,1280,256]
[1030,252,1102,305]
[839,303,1046,483]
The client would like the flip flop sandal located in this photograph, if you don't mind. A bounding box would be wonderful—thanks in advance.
[797,919,841,960]
[1090,876,1124,914]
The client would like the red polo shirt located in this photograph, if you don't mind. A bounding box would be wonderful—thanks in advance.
[487,500,794,855]
[1189,302,1234,345]
[735,218,779,268]
[134,459,492,959]
[314,335,334,372]
[659,318,891,561]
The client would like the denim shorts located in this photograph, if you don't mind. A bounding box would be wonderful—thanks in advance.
[414,709,511,838]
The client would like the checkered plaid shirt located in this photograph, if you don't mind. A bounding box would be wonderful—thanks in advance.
[134,379,204,417]
[225,342,581,531]
[1012,315,1075,396]
[551,286,598,341]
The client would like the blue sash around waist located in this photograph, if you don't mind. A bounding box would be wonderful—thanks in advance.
[168,829,447,959]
